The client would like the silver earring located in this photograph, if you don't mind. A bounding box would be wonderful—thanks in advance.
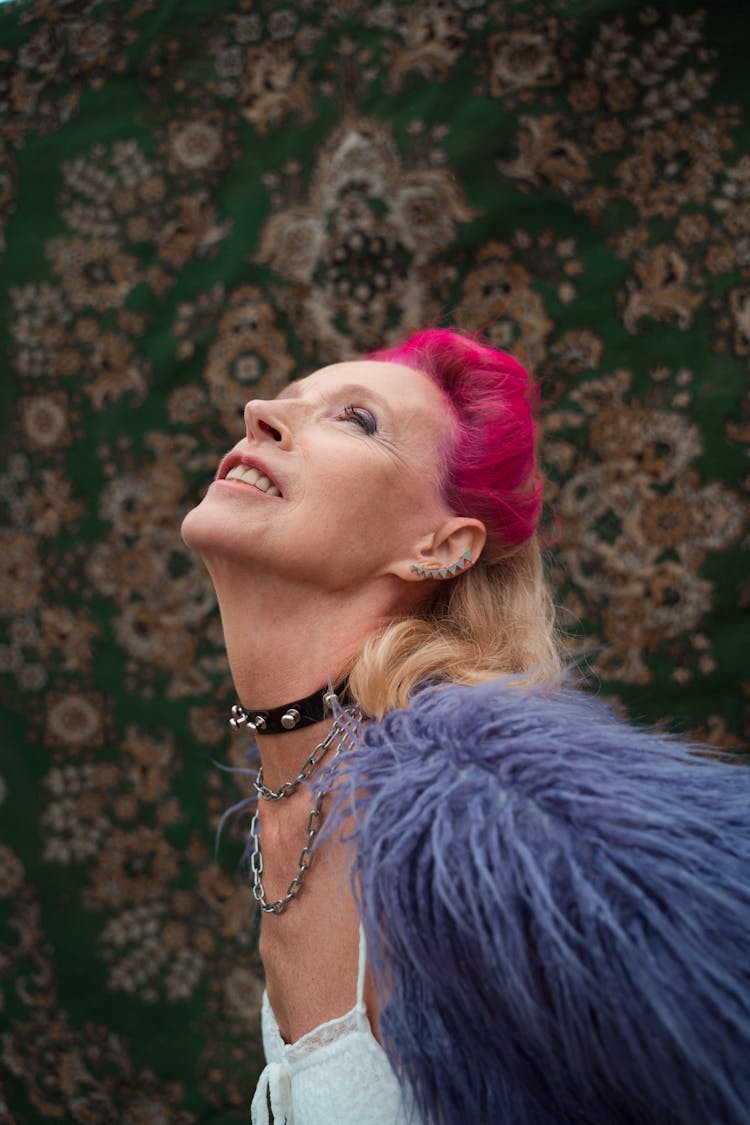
[410,549,472,580]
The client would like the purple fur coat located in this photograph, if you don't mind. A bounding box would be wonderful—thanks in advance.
[330,681,750,1125]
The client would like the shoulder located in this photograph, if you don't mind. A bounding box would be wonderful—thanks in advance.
[339,678,750,1125]
[355,677,748,836]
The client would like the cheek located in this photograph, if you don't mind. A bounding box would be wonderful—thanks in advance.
[356,477,440,546]
[309,443,444,537]
[311,471,405,547]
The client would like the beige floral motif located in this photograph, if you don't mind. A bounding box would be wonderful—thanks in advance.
[171,281,225,361]
[87,432,219,696]
[25,468,86,539]
[87,826,181,910]
[456,242,553,372]
[44,691,104,748]
[592,117,627,154]
[0,843,25,898]
[615,116,730,221]
[19,0,146,79]
[166,111,226,176]
[2,1005,195,1122]
[120,726,176,805]
[86,332,149,408]
[42,762,111,863]
[203,285,295,432]
[197,867,252,940]
[59,141,155,237]
[223,965,264,1026]
[0,0,747,1111]
[620,244,704,334]
[96,869,246,1002]
[524,9,732,239]
[0,531,43,614]
[498,114,590,195]
[567,78,600,115]
[188,703,227,746]
[87,537,170,599]
[164,946,206,1002]
[156,191,233,269]
[47,235,141,312]
[550,329,604,374]
[109,583,205,683]
[9,283,71,378]
[385,3,466,90]
[48,140,232,304]
[38,605,99,674]
[100,902,166,997]
[546,370,744,683]
[10,283,150,407]
[675,212,711,247]
[581,10,711,129]
[1,2,150,161]
[256,117,474,357]
[236,44,313,132]
[487,21,564,100]
[167,382,210,425]
[721,200,750,239]
[97,470,183,541]
[17,391,72,450]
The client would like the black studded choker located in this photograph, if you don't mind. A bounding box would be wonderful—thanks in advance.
[228,681,348,735]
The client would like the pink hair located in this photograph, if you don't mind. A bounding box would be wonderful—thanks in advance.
[369,329,543,548]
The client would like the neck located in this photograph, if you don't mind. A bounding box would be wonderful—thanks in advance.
[208,559,398,788]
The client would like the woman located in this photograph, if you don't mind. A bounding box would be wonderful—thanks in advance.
[182,329,750,1125]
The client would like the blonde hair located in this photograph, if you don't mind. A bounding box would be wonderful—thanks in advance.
[348,540,562,720]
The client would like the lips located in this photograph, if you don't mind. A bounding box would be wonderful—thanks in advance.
[217,453,283,497]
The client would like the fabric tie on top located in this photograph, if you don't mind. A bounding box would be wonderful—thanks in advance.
[251,1058,293,1125]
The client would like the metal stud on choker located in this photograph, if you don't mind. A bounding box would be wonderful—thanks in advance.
[229,684,344,735]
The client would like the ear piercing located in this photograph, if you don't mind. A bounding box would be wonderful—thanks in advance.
[410,550,472,580]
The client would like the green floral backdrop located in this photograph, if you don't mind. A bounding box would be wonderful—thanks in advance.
[1,0,748,1120]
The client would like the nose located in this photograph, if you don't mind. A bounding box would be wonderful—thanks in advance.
[244,399,291,448]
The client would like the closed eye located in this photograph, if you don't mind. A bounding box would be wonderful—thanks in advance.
[339,404,377,435]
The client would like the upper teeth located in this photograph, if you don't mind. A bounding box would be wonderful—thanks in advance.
[226,465,281,496]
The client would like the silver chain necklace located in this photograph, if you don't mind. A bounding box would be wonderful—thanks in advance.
[253,716,347,801]
[249,707,363,915]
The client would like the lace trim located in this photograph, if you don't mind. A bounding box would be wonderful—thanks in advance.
[262,990,370,1061]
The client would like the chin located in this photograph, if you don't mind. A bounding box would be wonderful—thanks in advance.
[181,493,261,573]
[180,495,217,552]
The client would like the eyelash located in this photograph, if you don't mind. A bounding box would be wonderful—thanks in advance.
[340,404,377,435]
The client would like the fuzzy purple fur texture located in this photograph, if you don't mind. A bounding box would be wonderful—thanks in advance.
[330,681,750,1125]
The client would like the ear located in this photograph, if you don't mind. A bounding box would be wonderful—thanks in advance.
[392,517,487,583]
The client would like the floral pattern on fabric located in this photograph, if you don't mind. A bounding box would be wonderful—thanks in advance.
[0,0,748,1119]
[256,117,475,357]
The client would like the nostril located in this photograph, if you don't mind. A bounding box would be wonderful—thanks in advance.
[258,419,282,442]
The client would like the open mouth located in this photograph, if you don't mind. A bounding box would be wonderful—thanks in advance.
[224,464,281,497]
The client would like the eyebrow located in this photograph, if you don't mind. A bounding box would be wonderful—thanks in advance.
[274,381,392,417]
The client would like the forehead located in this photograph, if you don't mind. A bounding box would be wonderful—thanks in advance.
[278,359,450,419]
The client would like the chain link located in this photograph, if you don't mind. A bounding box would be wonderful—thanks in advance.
[249,708,362,914]
[254,717,347,801]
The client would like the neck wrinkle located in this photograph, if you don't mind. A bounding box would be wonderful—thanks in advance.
[252,717,339,793]
[207,563,394,789]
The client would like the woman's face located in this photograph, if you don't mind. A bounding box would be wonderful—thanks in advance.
[182,360,457,594]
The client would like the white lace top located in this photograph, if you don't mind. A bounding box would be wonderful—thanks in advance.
[251,927,415,1125]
